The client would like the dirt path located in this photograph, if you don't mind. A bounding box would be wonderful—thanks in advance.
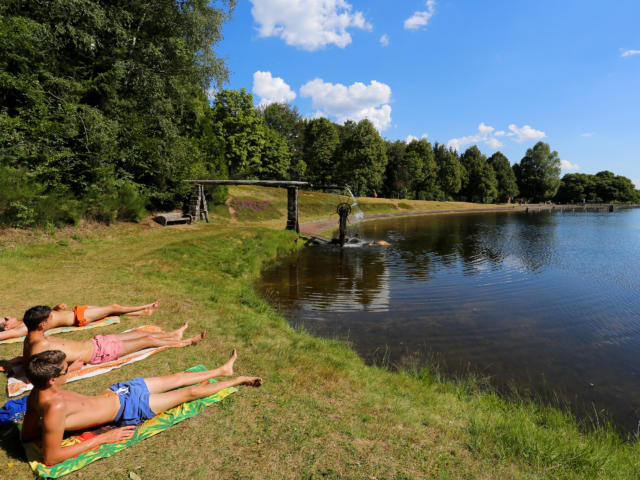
[300,204,531,236]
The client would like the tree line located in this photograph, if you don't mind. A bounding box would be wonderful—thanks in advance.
[1,1,638,228]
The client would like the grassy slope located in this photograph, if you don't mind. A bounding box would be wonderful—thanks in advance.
[0,187,638,479]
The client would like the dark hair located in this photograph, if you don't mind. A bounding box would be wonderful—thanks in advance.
[27,350,67,388]
[0,317,7,332]
[26,350,67,389]
[23,306,52,332]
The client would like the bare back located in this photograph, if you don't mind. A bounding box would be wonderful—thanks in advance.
[27,387,121,433]
[24,334,94,365]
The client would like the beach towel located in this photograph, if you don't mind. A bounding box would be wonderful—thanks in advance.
[8,325,189,397]
[0,396,28,427]
[23,365,237,478]
[0,316,120,345]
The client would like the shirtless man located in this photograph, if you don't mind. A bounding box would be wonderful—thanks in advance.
[0,300,160,341]
[21,349,262,465]
[22,305,205,371]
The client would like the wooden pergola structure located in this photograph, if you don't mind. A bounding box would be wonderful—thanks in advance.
[182,179,343,233]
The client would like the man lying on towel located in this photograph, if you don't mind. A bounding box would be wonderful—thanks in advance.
[22,306,205,371]
[21,349,262,465]
[0,300,160,341]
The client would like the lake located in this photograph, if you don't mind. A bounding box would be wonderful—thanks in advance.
[258,208,640,432]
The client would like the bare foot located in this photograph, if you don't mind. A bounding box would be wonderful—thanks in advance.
[171,321,189,340]
[187,331,206,346]
[239,376,263,387]
[218,349,237,377]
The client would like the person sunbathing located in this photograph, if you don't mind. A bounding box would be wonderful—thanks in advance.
[0,301,160,341]
[21,306,205,371]
[21,349,262,465]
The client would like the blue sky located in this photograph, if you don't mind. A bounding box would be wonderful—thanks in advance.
[217,0,640,186]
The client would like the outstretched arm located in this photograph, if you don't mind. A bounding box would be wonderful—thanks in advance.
[40,401,136,465]
[0,324,27,341]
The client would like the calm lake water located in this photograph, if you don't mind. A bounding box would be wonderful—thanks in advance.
[258,208,640,432]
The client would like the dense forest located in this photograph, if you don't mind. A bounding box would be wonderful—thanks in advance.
[1,1,638,227]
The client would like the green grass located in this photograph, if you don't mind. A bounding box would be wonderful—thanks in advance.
[0,189,638,479]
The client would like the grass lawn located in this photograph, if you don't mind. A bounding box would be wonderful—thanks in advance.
[1,187,638,479]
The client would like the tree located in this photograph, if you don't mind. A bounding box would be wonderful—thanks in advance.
[302,118,340,186]
[554,173,594,203]
[434,143,462,200]
[0,0,235,222]
[488,152,519,203]
[382,140,408,198]
[259,127,291,179]
[336,119,387,196]
[211,89,265,178]
[514,141,561,202]
[459,146,498,203]
[259,102,305,179]
[405,139,438,200]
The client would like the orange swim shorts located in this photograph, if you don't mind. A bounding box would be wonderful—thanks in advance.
[72,305,88,327]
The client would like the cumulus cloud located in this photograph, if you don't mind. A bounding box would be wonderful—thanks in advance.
[380,34,390,46]
[404,0,436,30]
[560,159,580,173]
[300,78,393,131]
[447,122,503,151]
[621,49,640,57]
[405,133,428,143]
[448,122,546,151]
[252,71,296,106]
[250,0,371,51]
[507,124,546,142]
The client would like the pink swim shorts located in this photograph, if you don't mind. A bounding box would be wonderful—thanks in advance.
[90,334,124,364]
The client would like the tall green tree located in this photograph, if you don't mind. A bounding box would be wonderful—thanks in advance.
[405,139,438,200]
[0,0,235,222]
[258,102,305,179]
[382,140,408,198]
[488,152,519,203]
[460,146,498,203]
[302,118,340,186]
[434,143,462,200]
[514,141,561,202]
[211,89,265,179]
[337,119,387,196]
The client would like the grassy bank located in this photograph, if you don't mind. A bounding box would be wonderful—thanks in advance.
[1,189,639,479]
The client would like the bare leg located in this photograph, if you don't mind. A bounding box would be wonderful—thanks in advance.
[148,375,262,414]
[114,322,189,342]
[144,349,238,394]
[83,301,159,322]
[118,330,205,356]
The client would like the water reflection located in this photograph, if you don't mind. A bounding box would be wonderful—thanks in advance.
[258,209,640,432]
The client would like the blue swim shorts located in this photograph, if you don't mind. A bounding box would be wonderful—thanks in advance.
[108,377,156,426]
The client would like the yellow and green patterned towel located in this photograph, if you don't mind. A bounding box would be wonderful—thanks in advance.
[0,316,120,345]
[23,365,237,478]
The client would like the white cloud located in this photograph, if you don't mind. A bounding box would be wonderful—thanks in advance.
[447,122,502,151]
[252,71,296,106]
[560,159,580,173]
[448,122,546,151]
[405,133,427,143]
[507,124,546,142]
[632,179,640,189]
[580,132,595,138]
[250,0,371,51]
[380,34,389,46]
[621,49,640,57]
[485,137,504,149]
[300,78,393,131]
[404,0,436,30]
[206,87,217,100]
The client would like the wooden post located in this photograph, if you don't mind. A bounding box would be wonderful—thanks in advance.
[286,187,299,233]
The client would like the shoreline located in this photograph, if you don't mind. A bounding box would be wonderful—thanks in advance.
[300,204,528,237]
